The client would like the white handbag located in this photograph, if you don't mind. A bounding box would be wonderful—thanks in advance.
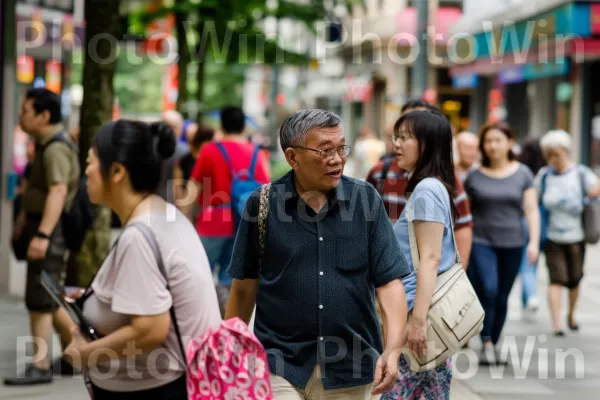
[403,196,484,372]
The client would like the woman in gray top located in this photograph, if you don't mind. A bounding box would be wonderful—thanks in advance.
[536,130,600,337]
[464,122,540,365]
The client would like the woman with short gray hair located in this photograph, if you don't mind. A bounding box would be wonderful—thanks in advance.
[536,129,600,336]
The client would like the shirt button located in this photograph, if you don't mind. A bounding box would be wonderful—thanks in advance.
[319,271,324,276]
[319,305,324,309]
[319,237,323,242]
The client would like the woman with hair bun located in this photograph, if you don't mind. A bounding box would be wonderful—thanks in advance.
[63,120,221,399]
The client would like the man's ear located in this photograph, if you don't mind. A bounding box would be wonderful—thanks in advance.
[40,110,52,125]
[285,148,299,170]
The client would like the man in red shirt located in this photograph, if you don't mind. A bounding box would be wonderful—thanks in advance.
[186,106,270,313]
[366,101,473,266]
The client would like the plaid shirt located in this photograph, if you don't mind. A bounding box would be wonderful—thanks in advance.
[366,159,473,230]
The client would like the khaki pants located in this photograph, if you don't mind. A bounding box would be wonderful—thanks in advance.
[270,365,381,400]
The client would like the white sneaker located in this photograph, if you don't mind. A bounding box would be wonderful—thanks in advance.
[526,297,540,312]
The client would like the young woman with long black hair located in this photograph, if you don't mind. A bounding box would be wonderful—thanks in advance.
[383,110,458,399]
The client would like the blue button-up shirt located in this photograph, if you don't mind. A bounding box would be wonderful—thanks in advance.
[228,171,410,390]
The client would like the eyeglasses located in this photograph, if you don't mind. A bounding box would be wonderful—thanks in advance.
[292,145,352,159]
[392,132,411,144]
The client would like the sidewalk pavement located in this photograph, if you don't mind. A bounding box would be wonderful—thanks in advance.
[2,244,599,399]
[0,296,87,399]
[453,243,600,400]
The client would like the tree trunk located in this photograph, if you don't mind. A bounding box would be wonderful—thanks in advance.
[196,21,206,121]
[175,0,190,114]
[69,0,120,287]
[79,0,121,169]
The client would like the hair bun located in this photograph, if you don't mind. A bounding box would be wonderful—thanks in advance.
[150,121,176,159]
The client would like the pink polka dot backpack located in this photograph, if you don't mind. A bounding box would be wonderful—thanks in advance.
[186,317,273,400]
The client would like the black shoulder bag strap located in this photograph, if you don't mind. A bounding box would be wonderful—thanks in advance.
[577,165,587,198]
[128,222,187,368]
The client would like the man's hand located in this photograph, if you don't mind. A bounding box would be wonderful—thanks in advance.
[27,237,49,260]
[12,212,26,241]
[372,348,401,395]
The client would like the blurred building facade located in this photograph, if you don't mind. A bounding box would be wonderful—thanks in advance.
[299,0,469,145]
[451,0,600,170]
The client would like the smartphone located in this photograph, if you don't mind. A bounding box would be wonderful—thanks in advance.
[40,271,102,341]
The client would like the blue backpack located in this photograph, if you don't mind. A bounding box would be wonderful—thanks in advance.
[216,143,263,232]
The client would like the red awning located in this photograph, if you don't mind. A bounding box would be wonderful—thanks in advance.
[396,7,462,46]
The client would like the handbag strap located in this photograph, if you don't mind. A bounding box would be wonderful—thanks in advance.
[127,221,187,368]
[406,187,461,273]
[258,184,271,270]
[577,165,588,199]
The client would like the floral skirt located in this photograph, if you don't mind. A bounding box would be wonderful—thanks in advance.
[382,355,452,400]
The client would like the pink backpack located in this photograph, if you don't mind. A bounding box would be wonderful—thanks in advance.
[125,224,271,399]
[186,317,273,400]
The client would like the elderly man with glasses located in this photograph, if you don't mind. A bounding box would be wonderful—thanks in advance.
[225,109,410,399]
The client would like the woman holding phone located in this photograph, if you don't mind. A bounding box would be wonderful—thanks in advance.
[63,120,221,399]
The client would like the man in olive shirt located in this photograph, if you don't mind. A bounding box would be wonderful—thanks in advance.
[5,89,80,386]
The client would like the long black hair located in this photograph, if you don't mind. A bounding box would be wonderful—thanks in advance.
[394,110,457,220]
[518,136,546,175]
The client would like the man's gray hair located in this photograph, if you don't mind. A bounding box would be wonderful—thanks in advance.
[279,109,342,152]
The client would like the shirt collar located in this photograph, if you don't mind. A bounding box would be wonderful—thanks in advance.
[282,170,350,205]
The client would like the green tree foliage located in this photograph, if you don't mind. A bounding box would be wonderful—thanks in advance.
[125,0,357,117]
[71,49,247,116]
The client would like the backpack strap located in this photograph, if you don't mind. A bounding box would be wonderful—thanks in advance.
[127,222,187,369]
[258,183,271,270]
[215,142,235,178]
[41,132,77,153]
[248,146,261,181]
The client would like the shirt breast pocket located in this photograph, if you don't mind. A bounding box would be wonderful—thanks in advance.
[335,234,369,274]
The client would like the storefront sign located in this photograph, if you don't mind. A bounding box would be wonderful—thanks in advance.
[45,60,62,94]
[591,4,600,35]
[452,73,479,89]
[465,3,591,60]
[556,82,573,102]
[162,64,179,111]
[17,0,74,14]
[523,59,569,80]
[16,55,35,83]
[16,14,85,48]
[498,66,525,85]
[498,58,569,84]
[397,7,462,46]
